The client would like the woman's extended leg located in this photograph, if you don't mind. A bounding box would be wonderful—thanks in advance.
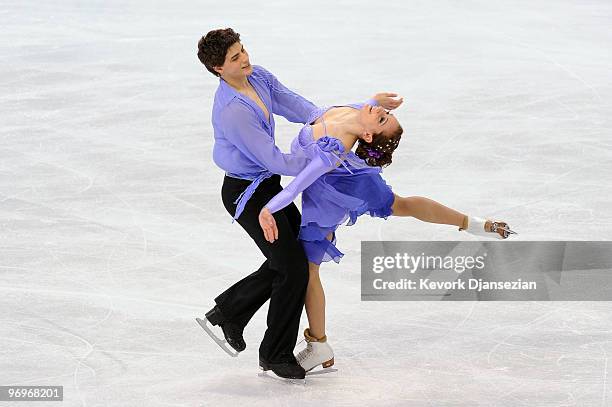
[390,194,516,238]
[391,194,465,227]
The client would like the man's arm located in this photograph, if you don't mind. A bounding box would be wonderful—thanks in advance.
[220,102,308,176]
[255,66,317,124]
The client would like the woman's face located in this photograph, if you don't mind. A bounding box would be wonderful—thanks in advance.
[359,104,401,141]
[214,41,253,78]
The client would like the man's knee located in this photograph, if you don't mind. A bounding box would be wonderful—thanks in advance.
[269,246,308,288]
[286,252,309,287]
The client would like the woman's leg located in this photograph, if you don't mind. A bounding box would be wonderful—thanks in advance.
[391,194,466,228]
[303,231,334,340]
[391,194,516,238]
[298,257,335,371]
[304,261,326,339]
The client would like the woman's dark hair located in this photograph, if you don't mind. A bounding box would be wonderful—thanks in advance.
[197,28,241,77]
[355,124,403,167]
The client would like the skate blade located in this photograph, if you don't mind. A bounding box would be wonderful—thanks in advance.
[499,228,518,239]
[306,367,338,376]
[195,317,239,358]
[257,369,306,385]
[492,223,518,239]
[485,228,518,240]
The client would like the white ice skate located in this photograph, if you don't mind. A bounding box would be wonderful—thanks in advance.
[295,328,335,374]
[460,216,517,240]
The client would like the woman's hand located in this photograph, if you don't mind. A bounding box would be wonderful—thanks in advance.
[259,207,278,243]
[373,92,404,110]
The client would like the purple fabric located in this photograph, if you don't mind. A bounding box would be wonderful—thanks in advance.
[211,65,318,220]
[212,65,317,177]
[265,132,350,214]
[265,99,379,214]
[298,162,395,264]
[264,101,395,265]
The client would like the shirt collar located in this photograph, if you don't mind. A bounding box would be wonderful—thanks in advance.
[215,77,239,108]
[216,75,272,127]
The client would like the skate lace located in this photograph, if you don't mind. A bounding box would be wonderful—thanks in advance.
[491,221,515,238]
[296,342,313,363]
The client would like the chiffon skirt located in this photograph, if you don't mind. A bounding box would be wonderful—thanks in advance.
[299,163,395,264]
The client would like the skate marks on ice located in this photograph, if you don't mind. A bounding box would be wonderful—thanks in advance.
[256,366,338,385]
[306,367,338,376]
[195,317,239,358]
[252,367,412,406]
[257,370,306,386]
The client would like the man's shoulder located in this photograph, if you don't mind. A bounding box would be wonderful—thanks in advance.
[213,79,236,110]
[251,64,270,75]
[250,65,275,85]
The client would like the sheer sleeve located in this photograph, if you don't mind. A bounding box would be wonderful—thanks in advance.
[265,153,334,214]
[255,66,318,124]
[345,98,379,110]
[220,102,308,176]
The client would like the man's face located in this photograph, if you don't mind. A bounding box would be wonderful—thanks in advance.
[214,41,253,79]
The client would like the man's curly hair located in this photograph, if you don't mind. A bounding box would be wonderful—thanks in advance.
[197,28,241,77]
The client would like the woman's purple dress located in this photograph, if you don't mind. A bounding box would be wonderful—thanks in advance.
[266,104,395,265]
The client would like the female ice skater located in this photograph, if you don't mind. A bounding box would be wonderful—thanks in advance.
[258,99,516,373]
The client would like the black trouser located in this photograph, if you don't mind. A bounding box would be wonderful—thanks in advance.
[216,174,309,363]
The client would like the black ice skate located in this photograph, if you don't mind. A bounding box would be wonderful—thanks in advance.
[196,305,245,358]
[258,357,306,383]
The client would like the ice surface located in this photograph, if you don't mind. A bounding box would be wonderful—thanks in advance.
[1,0,611,406]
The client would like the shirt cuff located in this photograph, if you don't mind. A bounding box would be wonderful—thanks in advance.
[365,97,379,106]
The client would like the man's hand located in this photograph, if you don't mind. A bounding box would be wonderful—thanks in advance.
[259,207,278,243]
[373,92,404,110]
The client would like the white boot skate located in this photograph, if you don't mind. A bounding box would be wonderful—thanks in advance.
[295,328,335,373]
[460,216,517,239]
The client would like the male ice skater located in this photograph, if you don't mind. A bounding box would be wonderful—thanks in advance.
[196,28,316,379]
